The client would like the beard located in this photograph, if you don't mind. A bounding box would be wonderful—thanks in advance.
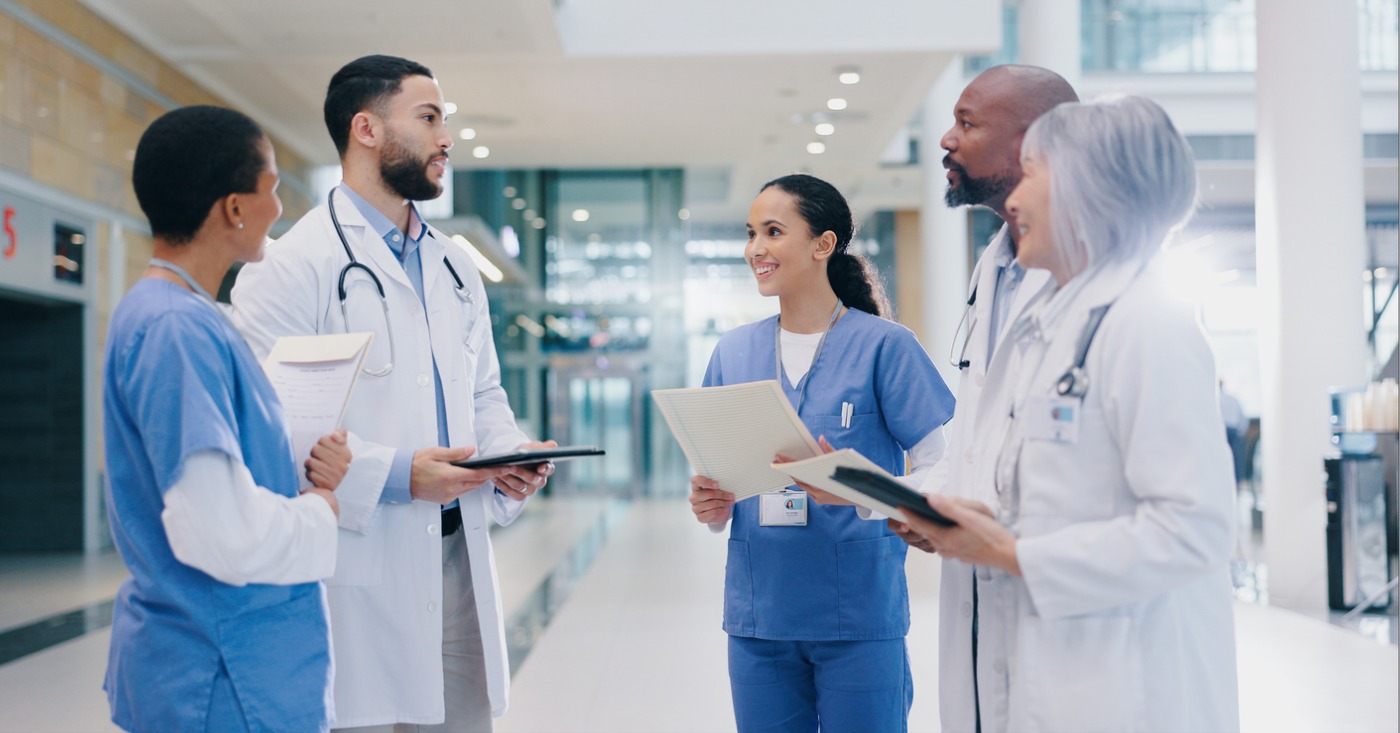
[943,155,1017,209]
[380,132,444,201]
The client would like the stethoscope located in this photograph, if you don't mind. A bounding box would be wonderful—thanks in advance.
[948,284,978,370]
[1054,303,1112,399]
[328,188,473,376]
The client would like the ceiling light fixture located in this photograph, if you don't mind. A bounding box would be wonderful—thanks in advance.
[459,127,477,140]
[451,234,503,283]
[472,145,490,159]
[838,70,861,85]
[445,102,459,115]
[807,141,826,154]
[827,98,848,111]
[572,209,590,222]
[815,123,835,136]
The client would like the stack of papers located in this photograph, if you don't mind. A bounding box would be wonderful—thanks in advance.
[262,332,373,487]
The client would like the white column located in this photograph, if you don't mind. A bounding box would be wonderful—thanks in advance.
[921,59,971,390]
[1256,3,1369,610]
[1019,0,1081,89]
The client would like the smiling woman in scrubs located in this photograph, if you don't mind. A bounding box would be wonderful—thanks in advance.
[688,174,955,733]
[902,96,1240,732]
[103,105,352,733]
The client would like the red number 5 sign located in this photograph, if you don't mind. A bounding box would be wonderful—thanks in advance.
[2,206,14,259]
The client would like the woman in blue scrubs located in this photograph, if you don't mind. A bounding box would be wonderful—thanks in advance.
[689,174,955,732]
[103,106,351,732]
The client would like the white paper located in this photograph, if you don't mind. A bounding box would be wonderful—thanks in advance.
[262,332,373,487]
[651,380,821,500]
[774,448,919,521]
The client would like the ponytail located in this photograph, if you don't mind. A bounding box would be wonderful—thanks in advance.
[759,173,891,319]
[828,249,890,318]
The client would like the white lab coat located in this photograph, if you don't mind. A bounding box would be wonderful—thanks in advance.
[919,226,1048,731]
[230,197,530,728]
[942,252,1240,733]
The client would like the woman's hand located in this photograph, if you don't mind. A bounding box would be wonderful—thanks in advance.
[305,429,351,490]
[690,474,736,524]
[775,436,855,506]
[900,495,1021,576]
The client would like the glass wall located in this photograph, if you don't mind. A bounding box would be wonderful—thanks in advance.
[969,0,1399,74]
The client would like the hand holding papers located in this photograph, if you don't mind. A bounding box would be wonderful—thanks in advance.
[262,332,372,488]
[652,381,820,500]
[773,449,957,526]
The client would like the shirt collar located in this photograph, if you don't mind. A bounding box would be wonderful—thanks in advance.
[337,183,429,258]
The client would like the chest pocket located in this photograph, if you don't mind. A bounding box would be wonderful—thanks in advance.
[1017,404,1122,523]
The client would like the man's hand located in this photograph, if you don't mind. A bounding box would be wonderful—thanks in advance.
[409,446,510,506]
[494,440,558,501]
[901,496,1020,576]
[689,475,736,524]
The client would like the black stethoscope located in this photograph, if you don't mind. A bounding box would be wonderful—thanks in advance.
[949,284,977,370]
[328,188,473,376]
[1054,303,1112,399]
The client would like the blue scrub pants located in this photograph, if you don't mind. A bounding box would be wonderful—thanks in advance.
[727,636,912,733]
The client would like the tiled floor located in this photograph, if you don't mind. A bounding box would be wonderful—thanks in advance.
[1,496,1396,733]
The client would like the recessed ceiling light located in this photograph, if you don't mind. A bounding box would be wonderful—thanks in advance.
[472,145,489,159]
[459,127,477,140]
[807,141,826,154]
[815,123,835,136]
[827,98,848,111]
[572,209,590,222]
[838,71,860,85]
[678,208,690,221]
[445,102,459,115]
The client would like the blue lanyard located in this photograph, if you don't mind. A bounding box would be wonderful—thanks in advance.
[774,299,843,415]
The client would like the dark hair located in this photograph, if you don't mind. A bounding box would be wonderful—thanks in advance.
[132,105,266,245]
[324,54,434,157]
[759,174,890,318]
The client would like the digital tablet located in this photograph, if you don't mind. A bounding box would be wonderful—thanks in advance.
[453,445,605,469]
[830,466,958,527]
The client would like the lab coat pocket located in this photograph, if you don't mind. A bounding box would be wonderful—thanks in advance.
[1017,610,1144,732]
[326,526,384,586]
[724,539,756,633]
[835,534,909,635]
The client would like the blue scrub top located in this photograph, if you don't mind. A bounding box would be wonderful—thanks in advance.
[704,309,955,641]
[102,279,332,732]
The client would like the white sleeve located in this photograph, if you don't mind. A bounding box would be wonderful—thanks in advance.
[855,426,946,521]
[161,450,338,586]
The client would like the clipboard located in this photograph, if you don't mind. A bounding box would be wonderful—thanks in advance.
[452,445,605,468]
[261,332,373,487]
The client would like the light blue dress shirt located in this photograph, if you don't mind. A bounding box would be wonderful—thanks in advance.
[338,184,452,506]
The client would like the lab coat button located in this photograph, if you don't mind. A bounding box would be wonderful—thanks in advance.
[417,374,430,387]
[961,602,973,618]
[427,523,439,536]
[427,602,438,613]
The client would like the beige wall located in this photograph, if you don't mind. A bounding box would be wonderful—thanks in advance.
[894,209,924,341]
[0,0,314,304]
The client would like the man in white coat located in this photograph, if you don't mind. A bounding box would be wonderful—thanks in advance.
[887,65,1077,733]
[231,55,554,732]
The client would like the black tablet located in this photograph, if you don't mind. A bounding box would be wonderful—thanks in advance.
[453,446,605,469]
[830,466,958,527]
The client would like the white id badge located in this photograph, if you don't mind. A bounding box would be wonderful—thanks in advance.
[1022,396,1082,444]
[759,490,808,526]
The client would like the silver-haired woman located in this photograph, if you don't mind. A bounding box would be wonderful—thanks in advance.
[902,95,1240,732]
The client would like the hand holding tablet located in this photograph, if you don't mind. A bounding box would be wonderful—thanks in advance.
[452,445,605,469]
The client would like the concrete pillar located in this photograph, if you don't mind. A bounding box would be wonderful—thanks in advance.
[920,59,971,390]
[1019,0,1081,89]
[1256,3,1370,610]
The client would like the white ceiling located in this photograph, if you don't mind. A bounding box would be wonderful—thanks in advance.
[79,0,1004,225]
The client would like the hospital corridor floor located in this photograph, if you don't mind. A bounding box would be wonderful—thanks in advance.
[1,497,1396,733]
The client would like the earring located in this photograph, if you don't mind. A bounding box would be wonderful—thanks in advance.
[236,222,244,230]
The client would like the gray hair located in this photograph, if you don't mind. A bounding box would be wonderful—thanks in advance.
[1021,94,1197,276]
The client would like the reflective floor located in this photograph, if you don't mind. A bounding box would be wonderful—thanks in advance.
[1,497,1396,733]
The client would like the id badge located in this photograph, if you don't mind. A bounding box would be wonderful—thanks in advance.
[759,490,808,526]
[1022,396,1081,444]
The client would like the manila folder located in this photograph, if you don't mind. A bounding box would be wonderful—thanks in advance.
[651,380,820,500]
